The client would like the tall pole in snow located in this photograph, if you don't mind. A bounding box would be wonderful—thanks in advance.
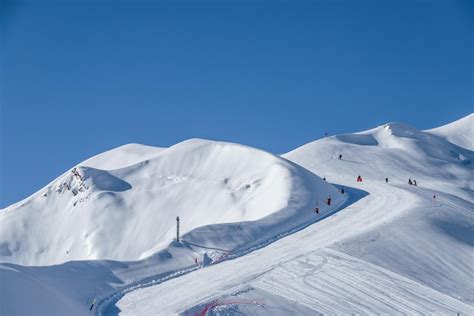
[176,216,180,242]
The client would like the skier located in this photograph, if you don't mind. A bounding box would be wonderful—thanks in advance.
[385,177,388,183]
[408,178,413,185]
[340,187,345,194]
[202,253,212,267]
[413,179,417,186]
[326,196,332,206]
[357,175,363,182]
[323,176,326,181]
[338,154,342,160]
[314,201,320,214]
[324,132,328,137]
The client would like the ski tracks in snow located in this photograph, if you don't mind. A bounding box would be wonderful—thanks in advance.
[114,183,473,315]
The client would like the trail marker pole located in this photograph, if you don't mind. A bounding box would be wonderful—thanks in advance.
[176,216,180,242]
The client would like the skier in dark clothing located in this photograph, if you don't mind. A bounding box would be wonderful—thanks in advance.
[314,201,320,214]
[385,178,388,183]
[413,179,417,186]
[326,196,332,206]
[340,187,345,194]
[357,175,363,182]
[408,178,413,185]
[338,154,342,160]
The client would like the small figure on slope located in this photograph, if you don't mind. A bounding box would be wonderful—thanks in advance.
[385,177,389,183]
[202,253,212,267]
[338,154,342,160]
[314,201,320,214]
[408,178,413,185]
[357,175,363,182]
[326,196,332,206]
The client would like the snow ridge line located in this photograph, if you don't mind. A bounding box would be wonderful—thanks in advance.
[96,190,361,315]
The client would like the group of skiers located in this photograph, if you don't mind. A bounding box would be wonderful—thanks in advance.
[313,153,428,215]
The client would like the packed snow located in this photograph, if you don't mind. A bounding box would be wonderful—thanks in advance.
[0,114,472,316]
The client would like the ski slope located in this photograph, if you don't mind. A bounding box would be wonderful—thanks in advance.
[0,114,472,315]
[115,115,473,315]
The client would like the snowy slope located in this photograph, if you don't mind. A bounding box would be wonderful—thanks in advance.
[426,113,473,151]
[282,116,474,303]
[115,184,473,315]
[285,120,473,201]
[1,115,472,316]
[113,115,473,315]
[0,139,342,266]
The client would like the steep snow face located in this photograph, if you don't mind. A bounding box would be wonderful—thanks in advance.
[426,113,473,151]
[0,139,340,266]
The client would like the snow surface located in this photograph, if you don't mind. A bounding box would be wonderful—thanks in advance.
[1,114,473,315]
[426,113,473,151]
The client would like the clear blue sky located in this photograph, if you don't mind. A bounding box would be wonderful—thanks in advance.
[1,0,472,207]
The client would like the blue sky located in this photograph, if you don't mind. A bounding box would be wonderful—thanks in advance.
[1,0,472,207]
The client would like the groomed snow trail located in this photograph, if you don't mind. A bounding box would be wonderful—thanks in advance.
[114,181,474,315]
[95,187,355,315]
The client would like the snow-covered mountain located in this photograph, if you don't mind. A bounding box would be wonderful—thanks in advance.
[0,114,472,315]
[0,139,342,266]
[116,114,473,314]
